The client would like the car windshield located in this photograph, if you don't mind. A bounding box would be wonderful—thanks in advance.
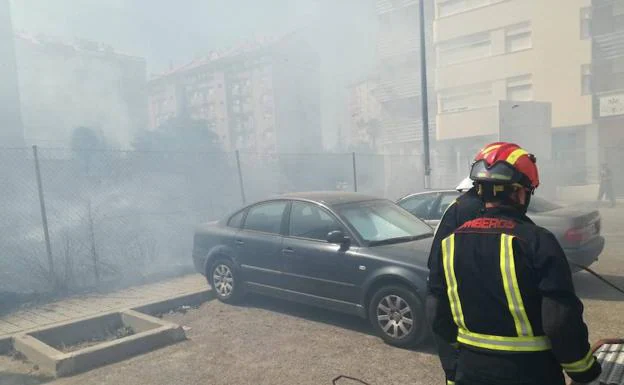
[334,199,433,246]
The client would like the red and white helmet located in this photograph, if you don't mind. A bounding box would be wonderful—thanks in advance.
[470,142,539,191]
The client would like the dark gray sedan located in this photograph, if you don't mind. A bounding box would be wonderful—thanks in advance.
[193,192,434,347]
[397,190,605,271]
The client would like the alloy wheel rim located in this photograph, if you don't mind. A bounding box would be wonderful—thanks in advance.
[213,264,234,297]
[376,294,414,339]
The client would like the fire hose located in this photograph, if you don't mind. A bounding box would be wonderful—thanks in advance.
[332,264,624,385]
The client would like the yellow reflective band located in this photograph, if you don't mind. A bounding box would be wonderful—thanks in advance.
[561,350,596,373]
[500,234,534,337]
[481,144,502,155]
[442,235,466,330]
[457,329,551,352]
[506,149,528,165]
[447,381,456,385]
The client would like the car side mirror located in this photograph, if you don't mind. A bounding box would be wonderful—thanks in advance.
[327,230,349,245]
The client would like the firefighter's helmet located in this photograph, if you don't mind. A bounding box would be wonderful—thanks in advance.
[469,142,539,191]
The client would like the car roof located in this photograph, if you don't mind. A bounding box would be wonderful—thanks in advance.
[279,191,381,206]
[399,189,458,200]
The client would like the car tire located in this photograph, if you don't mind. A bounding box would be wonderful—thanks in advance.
[209,258,244,304]
[368,285,426,348]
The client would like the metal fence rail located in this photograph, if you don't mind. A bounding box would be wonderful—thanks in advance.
[0,146,613,295]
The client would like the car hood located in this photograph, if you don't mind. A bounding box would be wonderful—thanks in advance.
[368,237,433,267]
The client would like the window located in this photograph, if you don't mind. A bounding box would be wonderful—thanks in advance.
[580,7,592,39]
[335,200,432,244]
[435,193,460,219]
[506,22,532,53]
[227,211,245,228]
[582,64,592,95]
[243,201,287,234]
[289,202,342,241]
[397,193,439,219]
[439,82,494,113]
[438,32,491,66]
[507,75,533,101]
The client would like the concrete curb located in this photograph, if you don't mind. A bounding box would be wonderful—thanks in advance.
[131,288,213,316]
[4,286,213,377]
[0,335,13,355]
[15,310,186,377]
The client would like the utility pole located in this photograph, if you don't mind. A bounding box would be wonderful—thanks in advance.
[418,0,431,189]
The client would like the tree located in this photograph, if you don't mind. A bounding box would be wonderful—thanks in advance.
[133,115,222,153]
[70,126,110,177]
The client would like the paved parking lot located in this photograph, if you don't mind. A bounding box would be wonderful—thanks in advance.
[18,205,624,385]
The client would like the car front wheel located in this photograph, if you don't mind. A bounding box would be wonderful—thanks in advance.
[368,285,426,348]
[210,259,243,304]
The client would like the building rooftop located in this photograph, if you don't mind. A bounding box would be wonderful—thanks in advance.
[14,31,143,61]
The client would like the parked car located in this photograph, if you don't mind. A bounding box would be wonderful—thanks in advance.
[193,192,435,347]
[396,190,605,271]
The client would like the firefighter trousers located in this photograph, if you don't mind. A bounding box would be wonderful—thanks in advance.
[454,347,566,385]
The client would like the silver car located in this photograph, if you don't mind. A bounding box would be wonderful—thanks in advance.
[396,190,604,271]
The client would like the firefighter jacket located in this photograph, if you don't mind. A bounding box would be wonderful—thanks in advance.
[427,206,601,384]
[428,187,483,270]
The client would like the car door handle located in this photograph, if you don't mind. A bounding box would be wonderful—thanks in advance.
[282,248,295,255]
[235,240,244,246]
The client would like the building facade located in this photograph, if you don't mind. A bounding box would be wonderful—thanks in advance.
[373,0,437,155]
[14,33,147,148]
[592,0,624,193]
[347,77,381,150]
[433,0,601,187]
[147,34,321,154]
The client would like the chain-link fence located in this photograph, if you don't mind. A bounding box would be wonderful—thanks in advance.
[0,147,439,296]
[3,145,613,296]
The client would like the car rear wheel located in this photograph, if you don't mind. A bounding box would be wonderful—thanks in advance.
[210,259,243,304]
[368,285,426,348]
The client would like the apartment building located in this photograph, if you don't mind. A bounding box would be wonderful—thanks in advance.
[592,0,624,192]
[373,0,436,155]
[433,0,597,184]
[347,77,381,150]
[15,33,147,148]
[148,34,321,154]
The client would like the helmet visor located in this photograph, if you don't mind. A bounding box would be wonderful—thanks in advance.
[470,159,518,184]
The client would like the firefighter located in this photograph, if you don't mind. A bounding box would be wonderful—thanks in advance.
[427,142,601,385]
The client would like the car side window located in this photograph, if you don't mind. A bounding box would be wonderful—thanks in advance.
[227,210,245,228]
[289,202,342,241]
[434,193,460,219]
[398,194,438,219]
[243,201,287,235]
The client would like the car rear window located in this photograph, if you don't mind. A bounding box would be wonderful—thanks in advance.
[528,196,561,213]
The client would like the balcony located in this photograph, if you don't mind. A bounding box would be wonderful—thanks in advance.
[373,75,421,102]
[377,34,420,59]
[436,106,499,140]
[593,70,624,94]
[594,30,624,60]
[379,118,435,145]
[376,0,418,15]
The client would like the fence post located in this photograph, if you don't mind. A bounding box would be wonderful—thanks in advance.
[87,199,100,284]
[32,145,55,288]
[352,152,358,192]
[235,150,246,204]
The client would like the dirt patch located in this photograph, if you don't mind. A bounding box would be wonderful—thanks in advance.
[57,325,135,353]
[0,350,52,384]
